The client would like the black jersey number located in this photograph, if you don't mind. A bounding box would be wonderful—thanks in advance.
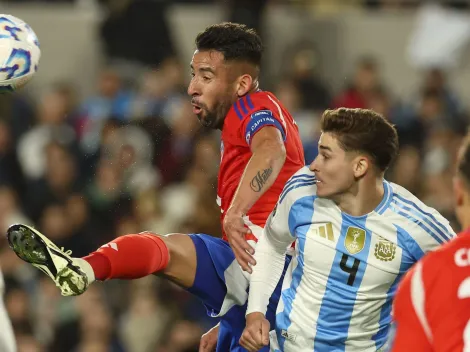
[340,253,360,286]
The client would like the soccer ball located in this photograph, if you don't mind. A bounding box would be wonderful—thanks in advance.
[0,14,40,93]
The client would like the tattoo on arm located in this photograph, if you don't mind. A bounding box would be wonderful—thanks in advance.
[250,167,273,192]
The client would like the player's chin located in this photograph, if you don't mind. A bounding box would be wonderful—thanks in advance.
[199,116,213,128]
[316,182,331,198]
[198,114,216,128]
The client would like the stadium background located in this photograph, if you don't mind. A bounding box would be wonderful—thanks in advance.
[0,0,468,351]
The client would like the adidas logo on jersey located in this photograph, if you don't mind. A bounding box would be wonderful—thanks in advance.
[281,329,297,342]
[101,243,118,251]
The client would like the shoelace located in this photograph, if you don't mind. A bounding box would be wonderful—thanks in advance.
[61,248,72,256]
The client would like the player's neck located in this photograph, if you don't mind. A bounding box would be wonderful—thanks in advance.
[336,178,385,217]
[457,203,470,231]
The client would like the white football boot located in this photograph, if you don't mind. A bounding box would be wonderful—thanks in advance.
[7,224,95,296]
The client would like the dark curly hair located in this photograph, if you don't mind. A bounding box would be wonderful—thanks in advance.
[195,22,263,67]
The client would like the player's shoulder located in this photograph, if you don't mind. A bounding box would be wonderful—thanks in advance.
[278,166,317,205]
[387,181,454,231]
[249,90,277,106]
[389,182,443,216]
[230,91,278,121]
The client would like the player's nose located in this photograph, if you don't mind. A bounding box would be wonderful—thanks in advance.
[309,157,319,172]
[187,79,200,97]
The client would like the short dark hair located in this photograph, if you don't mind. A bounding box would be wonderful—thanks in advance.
[195,22,263,67]
[458,131,470,185]
[321,108,399,172]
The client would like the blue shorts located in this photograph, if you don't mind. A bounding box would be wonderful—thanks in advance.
[188,234,290,352]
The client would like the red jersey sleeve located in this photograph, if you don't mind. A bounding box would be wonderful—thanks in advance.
[237,92,287,147]
[392,234,470,352]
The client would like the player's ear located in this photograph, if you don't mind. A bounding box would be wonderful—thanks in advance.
[236,74,253,97]
[454,176,465,207]
[353,156,369,178]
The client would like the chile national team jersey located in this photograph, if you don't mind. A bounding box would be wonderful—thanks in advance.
[218,90,304,241]
[391,228,470,352]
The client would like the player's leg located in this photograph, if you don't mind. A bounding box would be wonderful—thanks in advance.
[7,224,242,349]
[83,232,199,288]
[6,224,201,295]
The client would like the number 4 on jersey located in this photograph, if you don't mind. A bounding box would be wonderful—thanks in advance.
[340,253,360,286]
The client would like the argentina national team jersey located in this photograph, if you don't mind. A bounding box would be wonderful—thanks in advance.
[247,166,456,352]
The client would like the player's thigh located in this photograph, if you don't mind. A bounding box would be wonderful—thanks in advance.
[187,234,248,316]
[154,232,237,304]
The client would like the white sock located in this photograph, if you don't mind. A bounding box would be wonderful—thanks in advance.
[73,258,95,283]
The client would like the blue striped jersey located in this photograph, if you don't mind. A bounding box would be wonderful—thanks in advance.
[247,166,456,352]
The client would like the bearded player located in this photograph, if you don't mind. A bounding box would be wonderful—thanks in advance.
[6,22,305,351]
[391,132,470,352]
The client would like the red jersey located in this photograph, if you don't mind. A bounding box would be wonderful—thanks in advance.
[218,91,304,241]
[391,229,470,352]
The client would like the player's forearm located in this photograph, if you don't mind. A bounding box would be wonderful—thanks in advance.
[228,142,286,216]
[246,229,287,315]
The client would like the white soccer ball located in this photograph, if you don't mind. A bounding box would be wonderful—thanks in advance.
[0,14,40,93]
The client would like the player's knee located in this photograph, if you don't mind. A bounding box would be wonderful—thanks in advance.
[147,232,197,286]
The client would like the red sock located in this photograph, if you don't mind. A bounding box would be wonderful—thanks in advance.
[83,233,169,281]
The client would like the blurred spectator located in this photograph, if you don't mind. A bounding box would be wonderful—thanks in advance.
[226,0,268,37]
[333,56,381,109]
[159,320,204,352]
[107,125,161,195]
[17,84,78,181]
[0,186,31,235]
[84,159,132,242]
[132,189,173,235]
[25,142,81,222]
[364,0,470,9]
[119,282,173,352]
[99,0,175,66]
[274,79,320,147]
[156,101,204,184]
[414,68,466,127]
[287,44,331,111]
[0,93,35,143]
[0,120,25,195]
[77,69,134,156]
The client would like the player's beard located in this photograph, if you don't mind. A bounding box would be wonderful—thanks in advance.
[198,99,231,129]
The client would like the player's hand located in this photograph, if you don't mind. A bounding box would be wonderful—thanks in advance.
[240,312,270,351]
[223,209,256,273]
[199,324,218,352]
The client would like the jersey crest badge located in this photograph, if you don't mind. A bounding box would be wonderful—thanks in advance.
[374,236,396,262]
[345,227,366,254]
